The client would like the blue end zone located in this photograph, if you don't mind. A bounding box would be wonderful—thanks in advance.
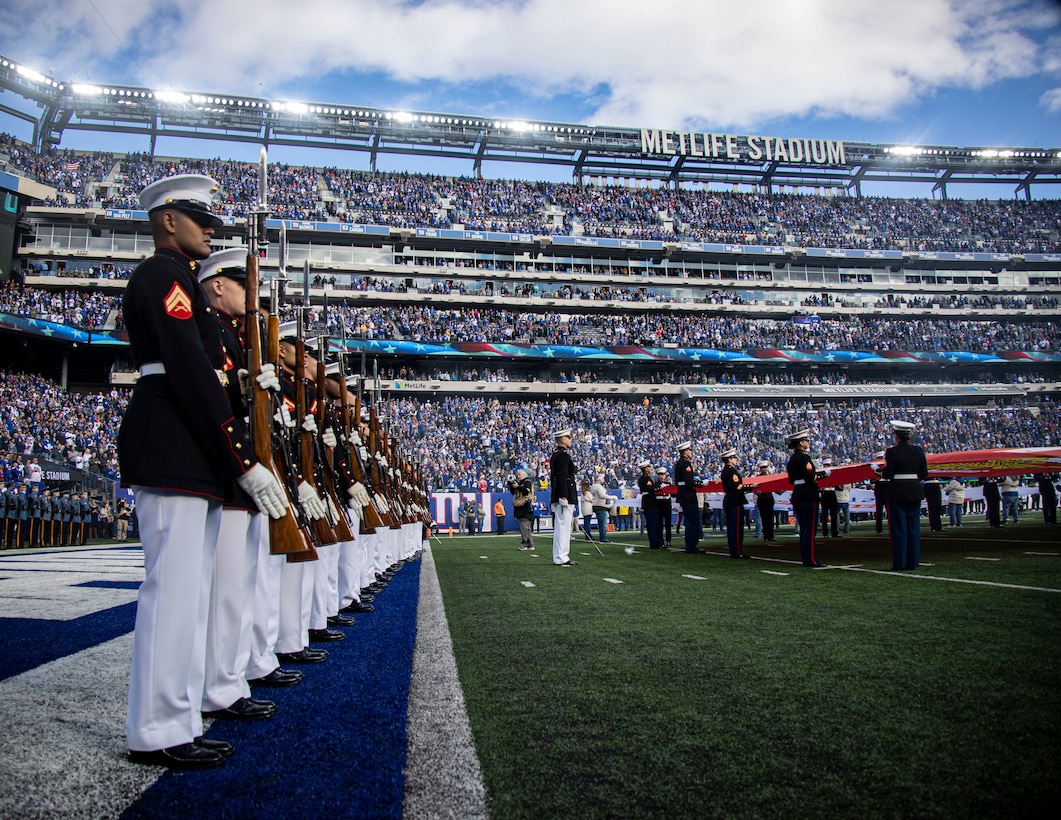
[121,557,421,820]
[0,602,137,682]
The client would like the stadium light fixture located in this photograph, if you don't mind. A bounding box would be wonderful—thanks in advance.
[271,101,309,114]
[15,64,46,84]
[392,111,414,123]
[72,84,103,96]
[154,89,190,104]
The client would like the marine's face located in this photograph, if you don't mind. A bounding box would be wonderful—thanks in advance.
[170,209,215,260]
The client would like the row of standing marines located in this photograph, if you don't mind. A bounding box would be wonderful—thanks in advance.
[1,488,95,547]
[119,169,430,770]
[547,423,928,571]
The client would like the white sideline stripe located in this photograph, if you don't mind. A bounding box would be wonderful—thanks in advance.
[843,566,1061,593]
[405,544,489,820]
[682,574,708,581]
[602,578,624,585]
[761,570,790,576]
[520,581,536,588]
[966,557,1001,561]
[479,555,489,559]
[1025,551,1059,556]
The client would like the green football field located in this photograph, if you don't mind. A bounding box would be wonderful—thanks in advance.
[432,520,1061,819]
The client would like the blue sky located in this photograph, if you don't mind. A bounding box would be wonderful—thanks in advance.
[2,0,1060,197]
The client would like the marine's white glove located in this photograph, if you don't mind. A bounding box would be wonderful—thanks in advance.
[237,368,250,395]
[256,363,281,392]
[820,467,833,478]
[297,480,327,520]
[301,414,318,434]
[322,427,338,448]
[559,498,570,507]
[274,405,296,429]
[870,462,882,473]
[237,463,289,519]
[348,481,372,507]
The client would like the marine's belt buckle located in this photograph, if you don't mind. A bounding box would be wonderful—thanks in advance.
[216,369,230,388]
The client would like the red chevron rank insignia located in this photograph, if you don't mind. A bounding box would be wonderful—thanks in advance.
[164,282,193,320]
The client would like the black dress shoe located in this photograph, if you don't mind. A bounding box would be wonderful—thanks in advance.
[358,594,375,603]
[308,627,346,642]
[129,742,224,769]
[327,614,356,627]
[194,736,234,758]
[203,696,275,721]
[277,648,329,664]
[363,583,384,594]
[340,601,375,614]
[248,667,303,687]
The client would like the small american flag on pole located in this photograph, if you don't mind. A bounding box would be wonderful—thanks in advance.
[64,160,80,172]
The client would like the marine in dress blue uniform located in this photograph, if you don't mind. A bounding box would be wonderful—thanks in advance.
[549,428,578,565]
[198,247,287,719]
[754,460,776,542]
[881,420,927,570]
[786,429,824,568]
[637,460,663,549]
[674,441,702,553]
[720,448,747,558]
[120,175,287,770]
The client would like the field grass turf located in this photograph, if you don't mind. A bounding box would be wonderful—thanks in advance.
[433,521,1061,818]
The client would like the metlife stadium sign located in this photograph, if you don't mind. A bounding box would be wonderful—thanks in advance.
[640,129,846,166]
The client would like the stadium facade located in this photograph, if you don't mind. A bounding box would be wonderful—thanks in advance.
[1,50,1059,496]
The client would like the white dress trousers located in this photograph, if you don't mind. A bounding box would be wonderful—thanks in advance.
[552,501,574,564]
[126,488,222,751]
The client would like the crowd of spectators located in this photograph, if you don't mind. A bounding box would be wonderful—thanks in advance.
[4,134,1060,253]
[1,369,127,480]
[0,282,123,328]
[385,394,1061,491]
[294,302,1061,353]
[4,282,1059,353]
[381,363,1048,387]
[2,367,1056,495]
[0,135,114,207]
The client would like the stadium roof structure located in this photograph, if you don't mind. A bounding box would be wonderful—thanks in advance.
[2,52,1061,199]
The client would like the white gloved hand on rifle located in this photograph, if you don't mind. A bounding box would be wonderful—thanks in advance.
[348,481,372,507]
[301,414,318,434]
[274,405,296,429]
[322,427,337,448]
[236,463,289,519]
[297,480,327,520]
[255,363,281,392]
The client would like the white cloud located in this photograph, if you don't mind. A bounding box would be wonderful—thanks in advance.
[1041,88,1061,112]
[2,0,1059,130]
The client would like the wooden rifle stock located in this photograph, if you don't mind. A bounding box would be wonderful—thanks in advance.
[369,410,403,529]
[295,338,338,547]
[264,316,318,563]
[315,360,354,542]
[244,252,313,555]
[341,380,384,533]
